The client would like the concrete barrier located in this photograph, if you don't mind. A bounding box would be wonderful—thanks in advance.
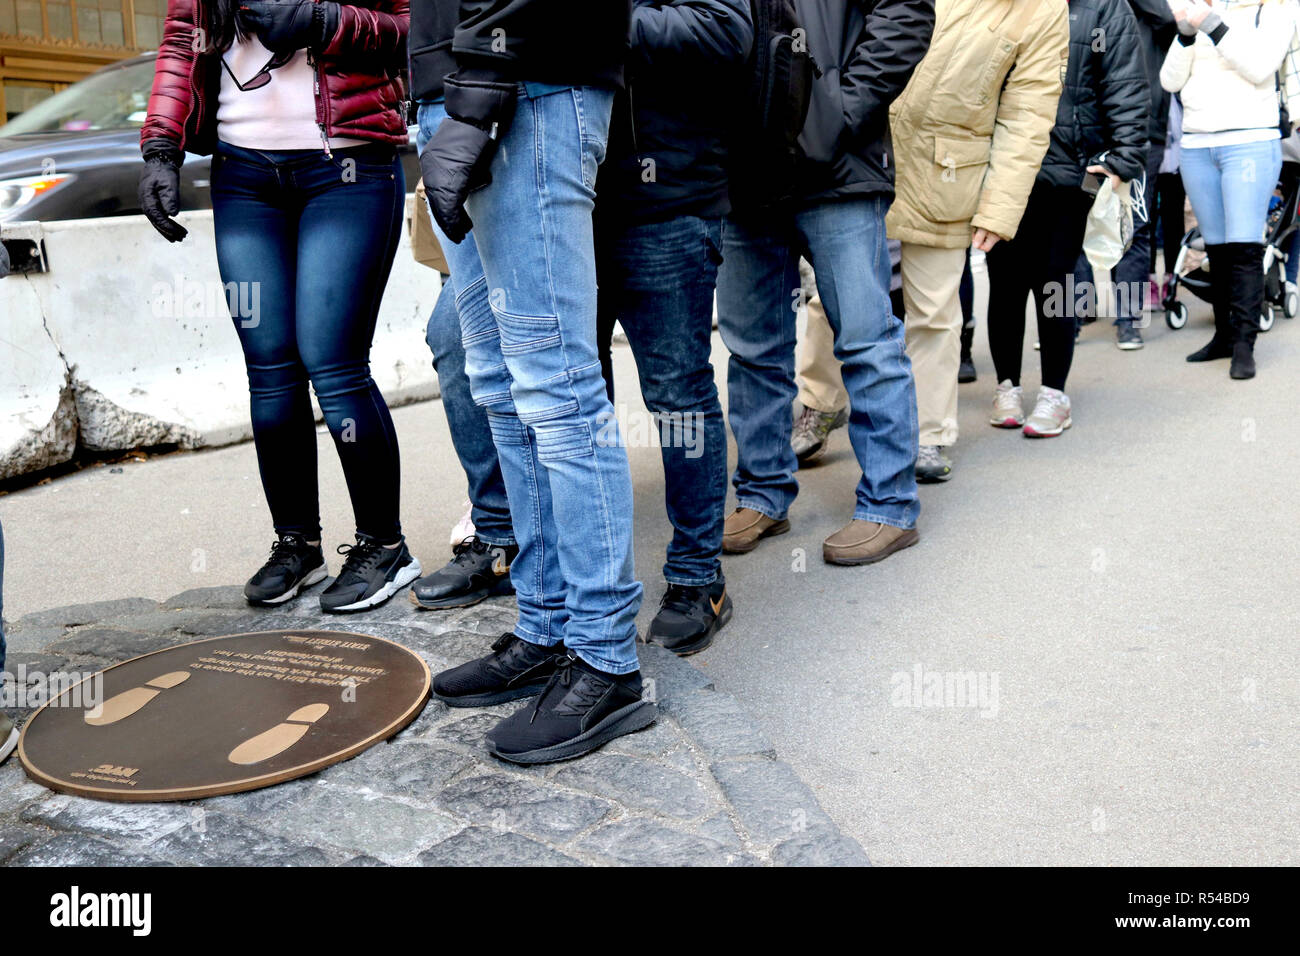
[1,209,441,479]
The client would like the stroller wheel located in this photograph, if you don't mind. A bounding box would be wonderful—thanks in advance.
[1285,281,1298,318]
[1165,301,1189,330]
[1260,307,1276,333]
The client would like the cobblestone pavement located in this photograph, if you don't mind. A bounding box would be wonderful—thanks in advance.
[1,588,868,866]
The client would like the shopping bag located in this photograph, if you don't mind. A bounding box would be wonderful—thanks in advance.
[1083,176,1136,272]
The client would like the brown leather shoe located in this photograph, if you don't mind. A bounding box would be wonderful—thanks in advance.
[722,507,790,554]
[822,520,918,566]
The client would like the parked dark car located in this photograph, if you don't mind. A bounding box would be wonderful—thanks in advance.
[0,53,420,224]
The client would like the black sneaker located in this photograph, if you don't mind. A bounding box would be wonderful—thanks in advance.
[409,536,517,610]
[244,533,327,606]
[319,536,422,613]
[486,654,656,765]
[1116,321,1144,350]
[958,324,977,383]
[645,578,731,656]
[432,633,563,707]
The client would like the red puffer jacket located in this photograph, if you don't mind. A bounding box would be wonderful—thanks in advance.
[141,0,409,155]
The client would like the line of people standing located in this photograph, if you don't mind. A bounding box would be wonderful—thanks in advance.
[135,0,1297,765]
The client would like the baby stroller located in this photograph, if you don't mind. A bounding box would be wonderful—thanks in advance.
[1163,159,1300,331]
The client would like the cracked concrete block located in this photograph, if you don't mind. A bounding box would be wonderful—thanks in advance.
[73,380,203,453]
[0,272,77,478]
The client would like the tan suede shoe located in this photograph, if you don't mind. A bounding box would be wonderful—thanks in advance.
[722,507,791,554]
[822,520,918,566]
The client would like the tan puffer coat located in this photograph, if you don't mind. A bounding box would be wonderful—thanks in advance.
[887,0,1069,248]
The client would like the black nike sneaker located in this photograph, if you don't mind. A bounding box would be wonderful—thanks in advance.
[645,577,732,656]
[409,536,517,610]
[431,633,564,707]
[487,653,657,765]
[244,533,327,606]
[319,535,422,614]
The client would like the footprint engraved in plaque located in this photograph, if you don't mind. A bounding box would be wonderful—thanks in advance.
[227,703,330,765]
[85,671,191,726]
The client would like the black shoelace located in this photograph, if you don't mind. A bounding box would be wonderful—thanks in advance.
[660,584,703,616]
[529,655,606,723]
[336,538,387,580]
[265,534,309,567]
[450,536,490,567]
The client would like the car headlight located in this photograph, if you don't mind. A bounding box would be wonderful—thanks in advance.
[0,174,76,215]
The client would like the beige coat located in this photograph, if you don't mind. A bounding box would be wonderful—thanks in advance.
[887,0,1068,248]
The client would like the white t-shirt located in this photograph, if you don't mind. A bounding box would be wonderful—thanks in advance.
[217,37,365,151]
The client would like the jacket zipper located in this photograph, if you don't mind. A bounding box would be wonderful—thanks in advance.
[628,80,640,156]
[183,0,207,149]
[307,49,332,159]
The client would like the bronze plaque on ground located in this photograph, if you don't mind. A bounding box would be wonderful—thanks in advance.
[18,630,430,802]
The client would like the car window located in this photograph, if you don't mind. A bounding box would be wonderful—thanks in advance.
[0,59,155,136]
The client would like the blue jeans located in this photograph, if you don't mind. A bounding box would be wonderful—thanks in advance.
[1181,138,1283,245]
[716,199,920,529]
[423,272,516,546]
[596,215,727,587]
[211,141,406,543]
[422,89,641,674]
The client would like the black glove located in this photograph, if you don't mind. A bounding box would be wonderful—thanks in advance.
[237,0,339,55]
[139,138,188,243]
[419,74,518,243]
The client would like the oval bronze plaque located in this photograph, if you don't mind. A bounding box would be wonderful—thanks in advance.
[18,630,430,802]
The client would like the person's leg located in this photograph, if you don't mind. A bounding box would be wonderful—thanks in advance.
[798,197,921,554]
[984,228,1035,387]
[1034,186,1092,392]
[958,248,977,382]
[902,242,967,450]
[293,147,406,545]
[715,213,802,524]
[796,289,849,413]
[1181,146,1236,360]
[1219,138,1284,378]
[423,278,515,549]
[464,85,641,676]
[1114,146,1162,341]
[611,216,731,654]
[210,144,319,541]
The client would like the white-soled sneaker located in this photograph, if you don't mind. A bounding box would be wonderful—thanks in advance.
[1023,387,1072,438]
[990,380,1025,428]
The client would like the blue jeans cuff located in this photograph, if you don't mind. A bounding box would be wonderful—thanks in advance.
[735,498,788,522]
[850,511,916,531]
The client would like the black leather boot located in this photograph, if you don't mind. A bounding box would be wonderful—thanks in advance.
[1228,241,1263,380]
[1187,243,1234,362]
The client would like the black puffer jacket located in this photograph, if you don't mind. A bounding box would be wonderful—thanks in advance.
[409,0,632,101]
[788,0,934,207]
[1128,0,1176,146]
[598,0,754,224]
[1039,0,1149,187]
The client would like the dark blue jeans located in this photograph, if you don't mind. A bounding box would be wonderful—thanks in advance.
[211,141,406,543]
[424,280,516,546]
[596,215,727,587]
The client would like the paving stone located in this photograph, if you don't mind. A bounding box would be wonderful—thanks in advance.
[551,752,715,820]
[162,585,251,610]
[601,713,685,757]
[202,775,317,817]
[0,764,52,815]
[2,651,71,678]
[438,773,613,843]
[637,643,715,702]
[262,786,461,863]
[422,628,499,665]
[151,812,333,866]
[110,608,262,637]
[344,854,389,866]
[323,740,473,796]
[19,598,159,630]
[394,696,451,740]
[429,711,509,748]
[710,757,839,849]
[10,832,173,866]
[0,824,48,863]
[22,793,194,844]
[418,826,582,867]
[663,689,776,758]
[49,627,182,663]
[771,829,873,867]
[0,623,68,654]
[697,812,745,849]
[578,819,756,867]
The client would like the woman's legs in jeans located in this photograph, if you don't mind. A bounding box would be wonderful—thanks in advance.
[213,143,406,543]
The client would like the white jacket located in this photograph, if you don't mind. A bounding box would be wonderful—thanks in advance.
[1160,0,1298,135]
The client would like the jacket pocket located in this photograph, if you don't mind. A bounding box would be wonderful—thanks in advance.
[797,68,846,166]
[916,136,991,224]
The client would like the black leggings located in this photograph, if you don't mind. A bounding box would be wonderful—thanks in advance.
[985,180,1092,391]
[1154,172,1186,274]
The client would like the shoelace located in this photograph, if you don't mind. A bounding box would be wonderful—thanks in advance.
[529,655,607,723]
[792,406,820,440]
[994,388,1021,411]
[265,534,308,567]
[336,538,387,578]
[1034,390,1068,414]
[450,535,490,567]
[660,584,701,616]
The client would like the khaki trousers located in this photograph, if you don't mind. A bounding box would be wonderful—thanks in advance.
[901,242,967,447]
[795,290,849,413]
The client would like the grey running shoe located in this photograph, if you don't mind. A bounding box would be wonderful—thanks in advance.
[1116,321,1144,350]
[990,380,1025,428]
[1023,387,1072,438]
[792,405,848,463]
[915,445,953,482]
